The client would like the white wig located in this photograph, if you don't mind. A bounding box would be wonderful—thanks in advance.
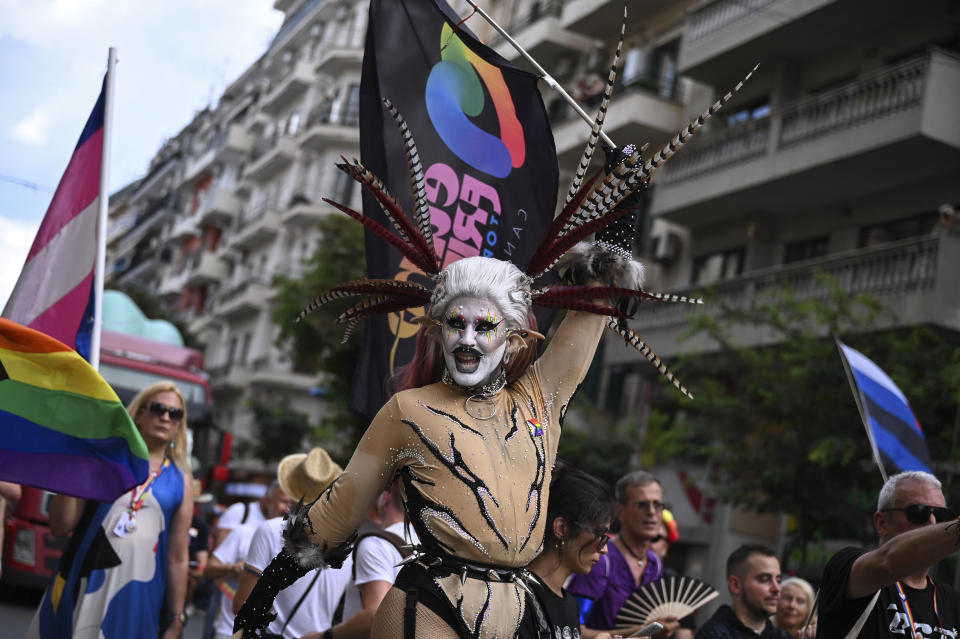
[877,470,941,511]
[429,257,532,329]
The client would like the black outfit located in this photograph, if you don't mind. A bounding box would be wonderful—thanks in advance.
[818,546,960,638]
[695,604,789,639]
[518,573,582,639]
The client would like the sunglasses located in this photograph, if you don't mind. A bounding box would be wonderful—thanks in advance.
[147,401,184,422]
[577,524,610,550]
[633,500,666,513]
[883,503,956,525]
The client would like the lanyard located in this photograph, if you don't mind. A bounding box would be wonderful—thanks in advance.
[895,577,941,639]
[128,458,168,515]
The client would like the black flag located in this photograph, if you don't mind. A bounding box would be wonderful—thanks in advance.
[351,0,559,418]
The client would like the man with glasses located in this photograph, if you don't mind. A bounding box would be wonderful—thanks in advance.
[568,470,680,637]
[818,470,960,637]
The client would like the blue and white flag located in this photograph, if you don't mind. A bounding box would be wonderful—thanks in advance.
[837,340,933,476]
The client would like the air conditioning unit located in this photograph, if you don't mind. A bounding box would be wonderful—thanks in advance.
[650,228,683,264]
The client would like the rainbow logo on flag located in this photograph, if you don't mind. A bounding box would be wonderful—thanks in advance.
[0,318,149,501]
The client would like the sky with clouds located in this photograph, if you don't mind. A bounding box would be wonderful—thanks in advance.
[0,0,285,309]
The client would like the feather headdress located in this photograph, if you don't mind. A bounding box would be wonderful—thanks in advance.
[298,14,755,398]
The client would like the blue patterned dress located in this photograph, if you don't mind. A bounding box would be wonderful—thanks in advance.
[30,458,185,639]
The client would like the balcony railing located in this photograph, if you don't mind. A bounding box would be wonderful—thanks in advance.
[658,53,931,185]
[778,56,927,147]
[685,0,780,43]
[487,0,564,46]
[634,236,942,331]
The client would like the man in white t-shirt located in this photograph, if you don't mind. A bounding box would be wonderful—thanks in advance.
[309,481,417,639]
[216,490,269,546]
[205,481,292,639]
[235,448,350,639]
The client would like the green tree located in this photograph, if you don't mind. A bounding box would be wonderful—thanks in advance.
[643,274,960,569]
[249,398,311,466]
[272,213,368,457]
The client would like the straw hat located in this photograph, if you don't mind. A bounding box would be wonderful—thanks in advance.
[277,447,343,502]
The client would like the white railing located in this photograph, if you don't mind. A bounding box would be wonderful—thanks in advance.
[779,56,927,147]
[685,0,780,42]
[658,53,931,184]
[634,236,941,330]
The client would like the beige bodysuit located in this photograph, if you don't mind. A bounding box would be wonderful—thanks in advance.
[304,311,605,637]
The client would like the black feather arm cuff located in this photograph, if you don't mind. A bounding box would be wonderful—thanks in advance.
[233,547,309,637]
[282,496,358,570]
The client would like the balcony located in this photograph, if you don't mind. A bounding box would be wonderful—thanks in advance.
[676,0,948,87]
[250,358,317,390]
[282,203,328,226]
[183,125,254,183]
[158,266,190,296]
[562,0,672,39]
[491,0,594,71]
[166,213,200,245]
[651,51,960,226]
[246,133,299,183]
[261,58,315,116]
[197,188,242,227]
[551,81,686,164]
[299,102,360,151]
[228,206,281,250]
[315,29,364,77]
[184,250,228,287]
[214,279,271,320]
[209,364,251,394]
[604,233,960,363]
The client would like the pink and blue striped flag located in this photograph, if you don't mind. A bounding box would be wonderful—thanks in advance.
[837,341,933,476]
[2,80,105,361]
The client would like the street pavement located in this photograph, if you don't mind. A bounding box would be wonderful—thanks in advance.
[0,583,207,638]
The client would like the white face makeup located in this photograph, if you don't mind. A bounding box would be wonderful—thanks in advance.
[440,296,508,388]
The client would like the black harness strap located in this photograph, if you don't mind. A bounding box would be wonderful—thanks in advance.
[404,589,418,639]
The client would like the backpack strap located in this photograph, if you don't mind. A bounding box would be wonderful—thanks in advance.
[350,520,413,581]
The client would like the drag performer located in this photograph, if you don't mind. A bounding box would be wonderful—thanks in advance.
[235,36,755,638]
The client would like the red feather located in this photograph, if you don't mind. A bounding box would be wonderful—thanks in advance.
[337,296,426,323]
[533,297,628,318]
[322,198,439,275]
[339,159,440,273]
[526,169,603,277]
[527,204,636,278]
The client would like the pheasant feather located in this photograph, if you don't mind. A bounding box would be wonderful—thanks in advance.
[606,317,693,399]
[383,99,433,249]
[564,3,627,205]
[642,64,758,178]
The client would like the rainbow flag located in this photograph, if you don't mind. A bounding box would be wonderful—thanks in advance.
[0,318,149,501]
[2,79,105,361]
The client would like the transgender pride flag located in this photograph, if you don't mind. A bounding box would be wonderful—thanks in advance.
[2,80,106,362]
[837,340,933,478]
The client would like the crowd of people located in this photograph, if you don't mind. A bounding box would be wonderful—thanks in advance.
[0,369,954,639]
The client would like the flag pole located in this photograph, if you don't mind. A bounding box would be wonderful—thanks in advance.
[835,338,888,483]
[461,0,617,149]
[90,47,116,372]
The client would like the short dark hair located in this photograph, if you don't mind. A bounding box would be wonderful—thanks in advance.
[726,543,778,578]
[546,463,616,549]
[614,470,661,503]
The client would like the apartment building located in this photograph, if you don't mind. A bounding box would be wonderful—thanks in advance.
[107,0,368,467]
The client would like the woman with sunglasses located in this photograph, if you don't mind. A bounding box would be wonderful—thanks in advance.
[31,381,194,639]
[518,465,621,639]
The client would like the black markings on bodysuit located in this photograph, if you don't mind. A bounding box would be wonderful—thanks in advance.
[504,401,519,441]
[401,418,509,549]
[423,404,484,438]
[518,413,546,553]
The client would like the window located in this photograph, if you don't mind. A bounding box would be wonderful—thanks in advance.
[726,99,771,127]
[858,211,939,247]
[783,235,829,264]
[692,247,745,285]
[342,84,361,126]
[333,168,355,203]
